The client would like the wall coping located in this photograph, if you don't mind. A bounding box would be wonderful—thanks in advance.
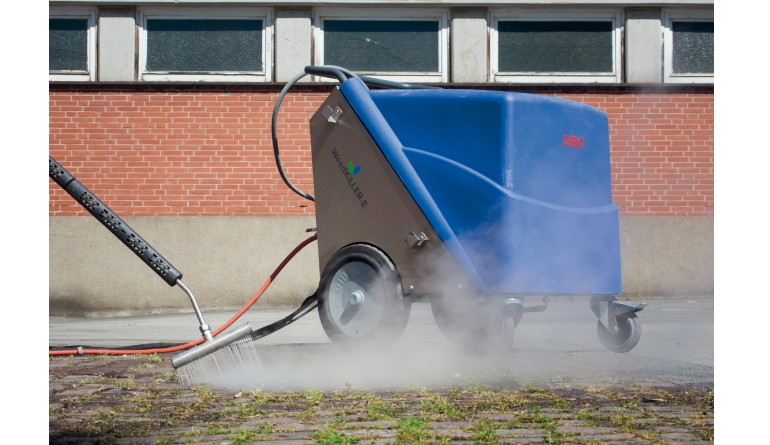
[50,81,714,94]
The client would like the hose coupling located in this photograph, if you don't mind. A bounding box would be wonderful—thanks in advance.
[199,323,214,341]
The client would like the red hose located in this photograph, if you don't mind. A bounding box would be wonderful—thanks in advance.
[49,234,318,357]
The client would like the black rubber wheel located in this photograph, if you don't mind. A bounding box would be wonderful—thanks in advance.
[431,295,506,352]
[597,314,641,353]
[318,244,410,347]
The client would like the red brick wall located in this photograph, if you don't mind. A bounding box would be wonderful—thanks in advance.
[49,84,713,217]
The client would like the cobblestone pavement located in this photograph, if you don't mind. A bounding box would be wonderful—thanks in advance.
[49,353,713,445]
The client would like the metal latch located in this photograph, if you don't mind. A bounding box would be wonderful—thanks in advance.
[321,105,343,123]
[405,231,428,249]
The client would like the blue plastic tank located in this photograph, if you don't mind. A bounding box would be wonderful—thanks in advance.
[340,79,621,296]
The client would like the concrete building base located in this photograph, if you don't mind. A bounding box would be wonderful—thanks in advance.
[49,216,320,317]
[49,216,713,317]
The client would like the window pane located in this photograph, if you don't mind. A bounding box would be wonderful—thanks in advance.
[672,21,714,74]
[50,19,88,72]
[324,20,439,73]
[146,19,262,72]
[498,21,613,73]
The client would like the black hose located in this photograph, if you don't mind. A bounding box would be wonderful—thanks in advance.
[271,65,441,202]
[272,72,316,201]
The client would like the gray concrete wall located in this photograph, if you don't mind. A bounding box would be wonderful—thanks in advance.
[49,216,712,316]
[98,8,136,81]
[451,10,488,83]
[49,217,320,317]
[619,216,713,298]
[625,10,663,83]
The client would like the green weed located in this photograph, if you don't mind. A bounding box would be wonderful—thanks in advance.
[471,418,499,444]
[116,377,134,389]
[310,425,360,445]
[366,397,399,420]
[395,417,431,444]
[420,394,464,420]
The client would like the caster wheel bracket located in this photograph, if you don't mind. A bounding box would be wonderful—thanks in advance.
[591,298,648,334]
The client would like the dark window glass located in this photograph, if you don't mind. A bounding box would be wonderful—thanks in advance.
[324,20,439,73]
[672,21,714,74]
[146,19,262,72]
[498,21,613,73]
[50,19,88,72]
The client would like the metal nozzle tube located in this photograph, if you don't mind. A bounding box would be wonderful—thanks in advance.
[171,322,255,369]
[176,279,213,341]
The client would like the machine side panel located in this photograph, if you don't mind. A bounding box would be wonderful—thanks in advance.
[309,89,473,295]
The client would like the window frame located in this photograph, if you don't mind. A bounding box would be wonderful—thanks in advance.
[49,7,97,81]
[138,6,274,82]
[312,7,449,83]
[490,8,623,83]
[663,9,714,84]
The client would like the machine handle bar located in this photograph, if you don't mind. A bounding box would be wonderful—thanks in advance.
[303,65,440,90]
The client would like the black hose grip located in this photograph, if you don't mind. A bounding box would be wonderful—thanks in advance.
[304,66,348,84]
[49,156,183,286]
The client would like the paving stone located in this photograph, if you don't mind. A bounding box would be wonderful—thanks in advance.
[50,383,70,393]
[428,421,473,429]
[578,433,637,441]
[355,440,395,445]
[345,420,397,429]
[660,432,700,441]
[483,414,518,421]
[558,426,619,435]
[657,411,701,419]
[435,429,474,439]
[643,405,692,412]
[495,428,546,437]
[345,429,397,438]
[57,384,107,397]
[600,441,649,445]
[262,432,311,440]
[254,441,311,445]
[599,406,631,412]
[632,417,658,424]
[657,426,692,433]
[667,442,713,445]
[498,438,544,444]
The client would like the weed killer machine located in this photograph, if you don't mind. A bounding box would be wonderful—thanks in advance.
[49,65,646,383]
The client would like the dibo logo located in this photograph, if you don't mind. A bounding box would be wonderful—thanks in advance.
[347,161,362,175]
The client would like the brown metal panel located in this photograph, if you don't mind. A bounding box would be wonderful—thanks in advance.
[310,88,473,295]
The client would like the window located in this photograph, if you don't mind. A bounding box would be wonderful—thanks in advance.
[491,9,622,83]
[49,7,96,81]
[314,8,449,83]
[664,10,714,83]
[138,7,273,82]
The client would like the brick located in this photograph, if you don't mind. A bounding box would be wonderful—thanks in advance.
[49,89,713,217]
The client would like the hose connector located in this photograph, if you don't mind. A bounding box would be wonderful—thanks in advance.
[199,324,213,342]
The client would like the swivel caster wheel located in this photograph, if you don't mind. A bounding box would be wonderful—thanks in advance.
[597,314,641,353]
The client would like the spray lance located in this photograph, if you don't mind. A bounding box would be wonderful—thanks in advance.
[48,156,256,371]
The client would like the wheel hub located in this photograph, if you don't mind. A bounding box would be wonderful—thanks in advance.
[328,261,384,337]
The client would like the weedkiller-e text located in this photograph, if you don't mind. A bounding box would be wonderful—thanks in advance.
[332,148,368,209]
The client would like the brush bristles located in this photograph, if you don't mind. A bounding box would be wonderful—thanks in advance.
[175,336,262,386]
